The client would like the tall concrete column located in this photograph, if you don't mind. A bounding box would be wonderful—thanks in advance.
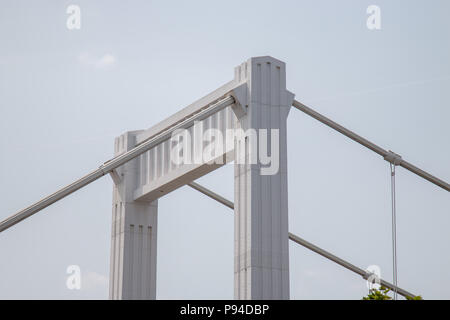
[233,56,294,299]
[109,131,158,300]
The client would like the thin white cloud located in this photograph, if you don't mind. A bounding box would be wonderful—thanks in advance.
[82,271,109,291]
[96,54,116,69]
[78,53,117,69]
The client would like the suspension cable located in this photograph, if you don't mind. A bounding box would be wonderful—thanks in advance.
[390,163,398,300]
[187,181,418,299]
[0,96,235,233]
[292,99,450,192]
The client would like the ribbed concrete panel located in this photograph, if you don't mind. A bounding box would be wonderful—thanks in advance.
[234,56,294,300]
[109,131,158,300]
[133,105,238,202]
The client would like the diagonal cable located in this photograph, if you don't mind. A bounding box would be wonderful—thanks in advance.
[187,181,417,299]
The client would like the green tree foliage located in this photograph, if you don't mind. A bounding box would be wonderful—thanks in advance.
[406,294,423,300]
[363,286,392,300]
[362,286,423,300]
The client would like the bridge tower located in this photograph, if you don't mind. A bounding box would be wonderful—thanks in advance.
[108,56,294,299]
[109,131,158,299]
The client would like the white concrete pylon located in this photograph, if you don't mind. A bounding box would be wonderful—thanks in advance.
[109,131,158,300]
[233,57,295,300]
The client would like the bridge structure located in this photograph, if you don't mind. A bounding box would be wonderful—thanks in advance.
[0,56,448,300]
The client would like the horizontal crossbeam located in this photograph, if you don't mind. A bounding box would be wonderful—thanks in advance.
[187,181,418,299]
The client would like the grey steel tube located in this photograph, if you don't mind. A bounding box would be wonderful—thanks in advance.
[287,232,417,299]
[400,159,449,192]
[0,96,235,233]
[188,181,418,299]
[188,182,234,209]
[292,99,450,192]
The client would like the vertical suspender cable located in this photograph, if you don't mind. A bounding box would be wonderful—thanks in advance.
[390,163,398,300]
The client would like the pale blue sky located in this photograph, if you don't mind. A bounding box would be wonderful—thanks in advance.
[0,0,449,299]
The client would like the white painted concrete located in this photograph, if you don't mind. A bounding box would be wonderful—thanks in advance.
[233,56,294,299]
[133,105,237,202]
[133,85,240,203]
[109,131,158,300]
